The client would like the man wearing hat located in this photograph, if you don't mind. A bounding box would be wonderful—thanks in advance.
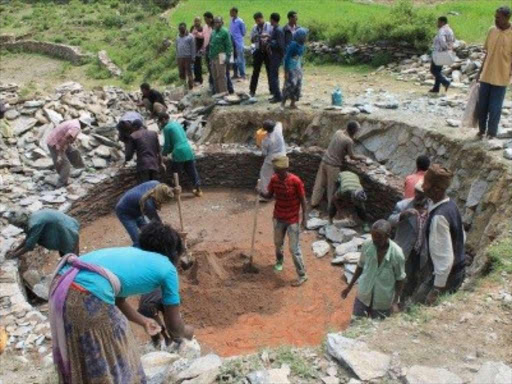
[46,119,85,187]
[117,111,144,145]
[389,181,430,302]
[329,171,370,233]
[6,209,80,259]
[259,155,308,286]
[419,164,465,305]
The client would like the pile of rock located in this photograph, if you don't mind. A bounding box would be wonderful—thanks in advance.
[308,41,421,64]
[381,43,484,88]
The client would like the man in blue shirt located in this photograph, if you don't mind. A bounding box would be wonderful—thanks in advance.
[229,7,247,80]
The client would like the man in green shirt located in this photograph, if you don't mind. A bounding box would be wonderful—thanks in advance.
[209,16,234,95]
[7,209,80,258]
[329,171,370,232]
[158,113,202,197]
[341,220,406,319]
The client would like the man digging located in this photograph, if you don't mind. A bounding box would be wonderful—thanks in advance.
[258,155,308,287]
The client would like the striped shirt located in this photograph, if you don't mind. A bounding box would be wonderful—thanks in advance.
[268,173,305,224]
[46,119,81,151]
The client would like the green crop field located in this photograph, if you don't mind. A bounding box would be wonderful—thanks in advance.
[0,0,504,86]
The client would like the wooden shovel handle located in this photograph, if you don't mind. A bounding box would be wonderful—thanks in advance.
[249,180,261,262]
[173,173,185,232]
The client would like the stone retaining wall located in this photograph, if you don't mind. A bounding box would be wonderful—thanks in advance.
[69,147,403,225]
[0,40,90,65]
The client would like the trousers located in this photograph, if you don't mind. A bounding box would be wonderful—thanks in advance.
[48,144,84,185]
[273,219,306,277]
[250,50,271,95]
[311,161,340,209]
[268,55,283,100]
[478,81,507,137]
[430,61,450,92]
[171,160,201,188]
[116,210,148,247]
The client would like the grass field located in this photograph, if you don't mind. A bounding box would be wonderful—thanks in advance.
[0,0,503,86]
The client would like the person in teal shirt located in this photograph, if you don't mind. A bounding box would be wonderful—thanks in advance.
[158,112,203,197]
[52,222,193,383]
[7,209,80,258]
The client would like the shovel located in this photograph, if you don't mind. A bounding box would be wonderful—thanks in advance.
[243,180,261,274]
[173,173,194,270]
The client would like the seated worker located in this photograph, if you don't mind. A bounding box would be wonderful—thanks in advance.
[139,83,167,117]
[341,220,406,319]
[7,209,80,259]
[329,171,370,233]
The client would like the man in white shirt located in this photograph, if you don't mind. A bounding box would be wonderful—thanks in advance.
[429,16,455,93]
[258,120,286,195]
[419,164,466,305]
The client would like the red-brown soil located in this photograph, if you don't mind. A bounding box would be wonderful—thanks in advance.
[30,188,353,357]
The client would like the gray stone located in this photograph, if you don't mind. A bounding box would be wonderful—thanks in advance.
[344,264,357,282]
[91,133,119,148]
[32,282,49,301]
[406,366,463,384]
[321,377,339,384]
[141,351,180,384]
[4,109,20,120]
[176,354,222,383]
[92,158,107,169]
[98,50,122,77]
[312,241,331,258]
[326,333,366,362]
[32,158,54,170]
[504,148,512,160]
[331,256,345,266]
[466,179,488,208]
[176,338,201,360]
[342,252,361,264]
[338,349,391,381]
[247,365,291,384]
[335,240,359,256]
[325,225,345,243]
[23,100,45,108]
[1,224,24,238]
[55,81,83,94]
[23,270,42,287]
[472,361,512,384]
[12,117,37,136]
[94,145,111,159]
[43,108,64,126]
[41,195,66,204]
[307,218,329,230]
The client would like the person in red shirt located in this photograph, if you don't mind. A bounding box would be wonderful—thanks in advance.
[259,155,308,286]
[404,155,430,199]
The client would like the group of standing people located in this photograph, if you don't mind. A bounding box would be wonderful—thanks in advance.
[175,8,308,108]
[431,6,512,140]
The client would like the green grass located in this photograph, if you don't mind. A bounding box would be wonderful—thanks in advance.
[0,0,503,85]
[272,346,318,379]
[172,0,500,44]
[486,237,512,277]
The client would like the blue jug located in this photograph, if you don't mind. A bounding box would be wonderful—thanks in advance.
[332,87,343,106]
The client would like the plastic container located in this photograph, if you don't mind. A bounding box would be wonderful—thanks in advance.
[255,128,267,148]
[332,87,343,106]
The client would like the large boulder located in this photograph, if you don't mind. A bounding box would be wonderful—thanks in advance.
[141,351,181,384]
[173,354,222,384]
[247,365,291,384]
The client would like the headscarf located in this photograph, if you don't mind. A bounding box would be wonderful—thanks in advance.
[139,184,174,215]
[272,155,289,169]
[8,209,31,231]
[352,189,367,203]
[294,28,308,45]
[424,164,453,191]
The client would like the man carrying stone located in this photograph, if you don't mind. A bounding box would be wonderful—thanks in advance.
[176,22,196,91]
[259,155,308,287]
[388,181,429,301]
[341,220,405,319]
[329,171,370,232]
[7,209,80,259]
[404,155,430,199]
[139,83,167,117]
[311,121,366,211]
[477,6,512,139]
[209,16,234,95]
[125,122,164,183]
[416,164,466,305]
[249,12,273,98]
[258,119,286,197]
[46,119,85,187]
[117,111,144,145]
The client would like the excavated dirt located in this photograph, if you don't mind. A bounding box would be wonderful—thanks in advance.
[26,188,352,357]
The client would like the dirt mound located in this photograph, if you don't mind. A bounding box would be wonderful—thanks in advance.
[180,247,285,329]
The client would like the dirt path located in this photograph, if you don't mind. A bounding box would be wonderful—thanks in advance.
[77,188,352,357]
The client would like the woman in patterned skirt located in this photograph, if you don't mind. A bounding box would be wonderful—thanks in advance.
[281,28,308,109]
[49,222,193,383]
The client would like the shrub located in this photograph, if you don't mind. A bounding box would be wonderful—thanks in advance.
[328,28,350,47]
[102,14,125,28]
[161,69,179,84]
[122,71,136,85]
[304,19,328,42]
[371,52,393,67]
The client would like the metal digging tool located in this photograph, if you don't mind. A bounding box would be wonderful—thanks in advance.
[173,173,194,270]
[243,180,261,274]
